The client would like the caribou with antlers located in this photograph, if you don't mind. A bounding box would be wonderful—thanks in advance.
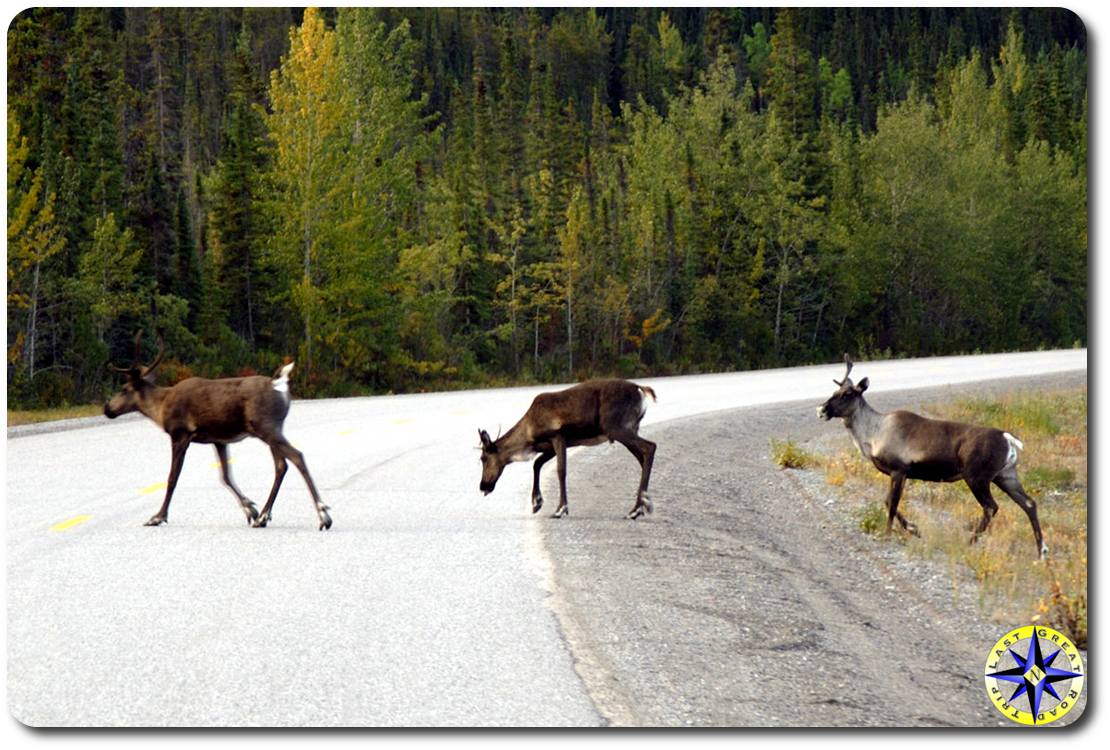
[478,379,657,519]
[817,355,1046,558]
[104,330,332,530]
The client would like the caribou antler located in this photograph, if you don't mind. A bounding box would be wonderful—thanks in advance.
[142,331,165,377]
[833,353,854,386]
[109,330,144,374]
[109,330,165,377]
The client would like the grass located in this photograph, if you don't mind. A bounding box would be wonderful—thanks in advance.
[770,437,818,469]
[808,386,1087,647]
[8,404,105,426]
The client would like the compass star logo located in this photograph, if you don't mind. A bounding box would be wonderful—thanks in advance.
[984,625,1084,725]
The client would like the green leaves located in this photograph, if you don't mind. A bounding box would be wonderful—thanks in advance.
[262,8,427,392]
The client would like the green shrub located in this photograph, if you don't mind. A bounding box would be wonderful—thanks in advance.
[857,503,887,536]
[770,438,816,469]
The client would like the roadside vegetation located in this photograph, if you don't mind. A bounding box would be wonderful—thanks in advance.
[8,404,104,426]
[774,386,1087,647]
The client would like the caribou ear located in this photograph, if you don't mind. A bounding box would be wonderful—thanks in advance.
[479,429,494,451]
[856,377,869,393]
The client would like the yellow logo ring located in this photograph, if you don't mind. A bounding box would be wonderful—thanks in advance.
[984,625,1084,725]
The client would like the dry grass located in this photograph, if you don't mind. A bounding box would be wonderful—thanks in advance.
[8,404,104,426]
[814,387,1087,647]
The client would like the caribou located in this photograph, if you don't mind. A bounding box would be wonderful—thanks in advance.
[817,355,1046,558]
[479,379,657,519]
[104,330,332,530]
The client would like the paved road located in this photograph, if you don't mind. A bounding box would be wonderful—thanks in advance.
[5,349,1087,726]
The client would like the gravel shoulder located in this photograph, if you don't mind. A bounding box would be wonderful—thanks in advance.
[537,371,1088,727]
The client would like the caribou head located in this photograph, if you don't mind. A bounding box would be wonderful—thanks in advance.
[104,330,165,420]
[817,354,869,421]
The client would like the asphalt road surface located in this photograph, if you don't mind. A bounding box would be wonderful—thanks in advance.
[5,350,1087,727]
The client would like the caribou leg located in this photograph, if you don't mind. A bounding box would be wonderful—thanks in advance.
[612,428,656,520]
[253,438,331,530]
[147,435,190,526]
[884,470,919,536]
[252,445,287,528]
[994,470,1047,559]
[214,443,259,524]
[550,434,569,518]
[531,450,555,514]
[282,440,331,530]
[965,478,1000,545]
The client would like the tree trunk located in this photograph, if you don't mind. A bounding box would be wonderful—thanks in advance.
[25,262,41,380]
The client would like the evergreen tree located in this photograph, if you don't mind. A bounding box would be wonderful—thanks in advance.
[766,8,823,194]
[2,7,1089,403]
[205,24,270,349]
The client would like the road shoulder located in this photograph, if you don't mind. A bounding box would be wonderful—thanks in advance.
[538,371,1087,727]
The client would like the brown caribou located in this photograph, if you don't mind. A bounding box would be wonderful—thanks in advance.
[104,331,332,530]
[479,379,657,519]
[817,355,1046,558]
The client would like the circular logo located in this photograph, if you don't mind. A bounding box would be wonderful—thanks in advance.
[984,625,1084,725]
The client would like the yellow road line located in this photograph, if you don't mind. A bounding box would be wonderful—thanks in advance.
[50,515,92,532]
[338,429,359,435]
[392,419,414,425]
[211,459,236,468]
[139,483,167,495]
[450,410,470,416]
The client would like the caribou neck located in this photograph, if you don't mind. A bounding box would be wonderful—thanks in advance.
[136,382,174,426]
[494,420,536,460]
[843,395,885,457]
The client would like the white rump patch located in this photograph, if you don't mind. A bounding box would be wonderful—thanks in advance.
[1003,432,1024,469]
[273,362,295,394]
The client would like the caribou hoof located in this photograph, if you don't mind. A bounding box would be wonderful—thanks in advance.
[550,506,568,519]
[143,515,166,527]
[252,513,270,528]
[532,495,544,514]
[242,502,259,524]
[318,510,332,531]
[626,507,645,520]
[905,521,920,537]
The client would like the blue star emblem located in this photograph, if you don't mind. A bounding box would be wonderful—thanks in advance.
[986,628,1083,724]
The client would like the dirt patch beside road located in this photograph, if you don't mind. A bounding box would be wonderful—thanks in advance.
[538,372,1087,727]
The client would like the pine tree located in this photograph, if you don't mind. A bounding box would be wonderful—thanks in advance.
[206,24,271,348]
[59,7,126,253]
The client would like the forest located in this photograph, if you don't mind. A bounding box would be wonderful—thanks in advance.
[7,7,1088,406]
